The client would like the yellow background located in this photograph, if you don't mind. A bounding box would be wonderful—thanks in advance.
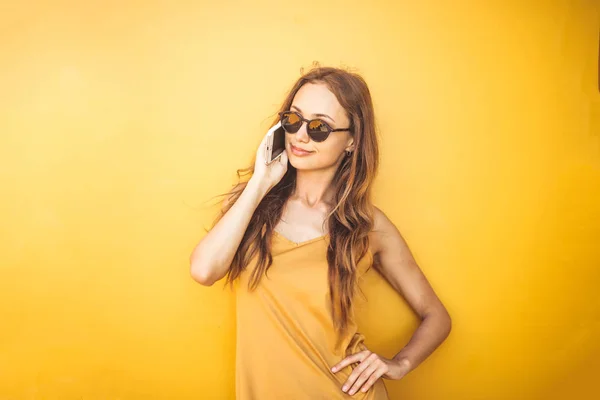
[1,1,599,399]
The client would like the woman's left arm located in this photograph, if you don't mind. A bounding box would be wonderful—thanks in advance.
[331,207,452,395]
[371,206,452,375]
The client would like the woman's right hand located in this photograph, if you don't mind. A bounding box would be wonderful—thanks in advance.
[251,122,289,191]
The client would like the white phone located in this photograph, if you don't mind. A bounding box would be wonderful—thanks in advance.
[264,120,286,165]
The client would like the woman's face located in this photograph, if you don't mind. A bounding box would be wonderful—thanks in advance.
[285,83,354,171]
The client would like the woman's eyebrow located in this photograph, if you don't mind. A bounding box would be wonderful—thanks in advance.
[291,105,336,123]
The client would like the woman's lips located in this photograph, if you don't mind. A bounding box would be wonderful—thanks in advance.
[290,144,314,156]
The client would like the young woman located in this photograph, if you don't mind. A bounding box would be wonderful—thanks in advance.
[190,66,452,399]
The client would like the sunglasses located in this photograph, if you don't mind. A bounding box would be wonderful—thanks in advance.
[278,110,352,143]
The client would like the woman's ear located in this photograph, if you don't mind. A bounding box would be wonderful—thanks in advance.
[345,140,355,153]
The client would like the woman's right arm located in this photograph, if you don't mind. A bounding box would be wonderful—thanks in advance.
[189,125,288,286]
[189,177,271,286]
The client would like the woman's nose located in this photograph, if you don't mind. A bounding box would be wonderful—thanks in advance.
[295,122,310,143]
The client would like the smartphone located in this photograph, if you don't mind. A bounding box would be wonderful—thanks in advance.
[264,120,286,165]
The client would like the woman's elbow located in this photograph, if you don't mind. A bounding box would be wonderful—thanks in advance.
[189,255,218,286]
[441,309,453,336]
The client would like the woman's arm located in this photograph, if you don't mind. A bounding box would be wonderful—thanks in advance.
[190,129,289,286]
[189,178,270,286]
[370,206,452,375]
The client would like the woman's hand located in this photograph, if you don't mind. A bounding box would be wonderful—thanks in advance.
[251,122,289,191]
[330,348,411,395]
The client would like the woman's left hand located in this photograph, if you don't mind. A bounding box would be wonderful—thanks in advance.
[330,348,411,395]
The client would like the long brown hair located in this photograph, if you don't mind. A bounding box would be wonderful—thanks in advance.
[212,64,379,337]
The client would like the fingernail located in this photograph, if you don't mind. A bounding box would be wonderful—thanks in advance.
[342,385,348,392]
[331,367,337,372]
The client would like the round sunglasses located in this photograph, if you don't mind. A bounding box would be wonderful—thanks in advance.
[278,111,351,142]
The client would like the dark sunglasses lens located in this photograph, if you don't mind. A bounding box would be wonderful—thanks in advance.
[281,112,302,133]
[307,119,330,142]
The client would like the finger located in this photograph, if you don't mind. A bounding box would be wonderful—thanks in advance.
[342,353,377,393]
[348,362,379,395]
[360,368,385,393]
[279,149,288,165]
[331,350,370,373]
[256,134,268,160]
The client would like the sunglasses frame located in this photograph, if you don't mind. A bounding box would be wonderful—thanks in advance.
[278,110,352,142]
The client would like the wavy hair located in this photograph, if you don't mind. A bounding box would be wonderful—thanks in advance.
[211,64,379,337]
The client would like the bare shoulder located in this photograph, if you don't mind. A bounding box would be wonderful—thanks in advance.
[369,206,405,256]
[367,207,451,323]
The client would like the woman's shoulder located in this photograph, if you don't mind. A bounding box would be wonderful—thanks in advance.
[368,206,402,257]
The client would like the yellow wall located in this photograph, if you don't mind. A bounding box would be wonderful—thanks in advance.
[1,1,598,399]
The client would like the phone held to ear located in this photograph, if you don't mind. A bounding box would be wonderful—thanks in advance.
[264,120,286,165]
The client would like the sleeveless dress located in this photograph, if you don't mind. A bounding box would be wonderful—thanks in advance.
[234,231,390,399]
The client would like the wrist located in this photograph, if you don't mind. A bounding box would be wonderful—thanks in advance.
[247,176,272,198]
[391,356,412,379]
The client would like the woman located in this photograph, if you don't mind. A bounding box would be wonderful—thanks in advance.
[190,66,452,399]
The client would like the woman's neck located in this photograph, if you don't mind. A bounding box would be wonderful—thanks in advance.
[293,168,337,208]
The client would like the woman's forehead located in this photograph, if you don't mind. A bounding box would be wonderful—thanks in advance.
[292,83,345,119]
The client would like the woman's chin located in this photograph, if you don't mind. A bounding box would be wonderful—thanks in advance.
[289,158,313,170]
